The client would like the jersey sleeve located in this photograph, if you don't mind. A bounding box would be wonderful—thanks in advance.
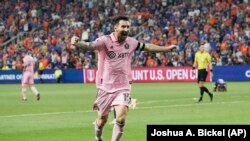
[23,57,29,67]
[93,36,106,51]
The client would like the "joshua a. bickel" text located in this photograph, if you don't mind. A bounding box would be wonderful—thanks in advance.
[151,128,225,137]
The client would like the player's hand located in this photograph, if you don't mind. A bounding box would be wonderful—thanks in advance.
[169,45,177,49]
[92,103,99,111]
[167,44,178,52]
[70,36,79,45]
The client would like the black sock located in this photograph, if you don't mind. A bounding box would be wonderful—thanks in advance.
[200,87,204,98]
[202,87,212,95]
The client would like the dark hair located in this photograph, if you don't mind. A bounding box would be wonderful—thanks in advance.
[199,41,206,46]
[113,16,129,25]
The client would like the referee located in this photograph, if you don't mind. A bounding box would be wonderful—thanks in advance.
[193,43,213,102]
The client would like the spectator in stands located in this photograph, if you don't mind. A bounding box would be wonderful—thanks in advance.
[1,0,250,70]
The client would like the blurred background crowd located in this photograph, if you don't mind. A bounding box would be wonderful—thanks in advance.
[0,0,249,71]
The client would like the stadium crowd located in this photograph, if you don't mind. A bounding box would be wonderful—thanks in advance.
[0,0,249,70]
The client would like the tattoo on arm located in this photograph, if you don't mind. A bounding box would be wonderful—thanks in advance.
[75,41,95,51]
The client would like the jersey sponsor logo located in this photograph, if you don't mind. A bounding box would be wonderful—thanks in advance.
[107,51,116,59]
[118,53,129,58]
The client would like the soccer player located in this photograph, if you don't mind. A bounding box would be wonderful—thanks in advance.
[71,16,176,141]
[21,51,40,101]
[193,43,213,103]
[213,78,227,92]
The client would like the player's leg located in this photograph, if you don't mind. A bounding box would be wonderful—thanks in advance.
[197,70,204,102]
[198,81,205,102]
[30,85,40,100]
[94,114,109,141]
[93,89,113,141]
[21,83,28,101]
[29,73,40,100]
[202,71,213,101]
[21,73,29,101]
[199,81,213,102]
[111,90,130,141]
[197,69,213,102]
[109,107,116,125]
[111,105,128,141]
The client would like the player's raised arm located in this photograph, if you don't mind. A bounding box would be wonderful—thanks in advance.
[71,36,95,51]
[144,43,177,52]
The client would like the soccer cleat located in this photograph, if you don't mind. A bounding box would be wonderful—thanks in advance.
[197,97,203,103]
[37,93,40,101]
[22,98,27,101]
[95,136,102,141]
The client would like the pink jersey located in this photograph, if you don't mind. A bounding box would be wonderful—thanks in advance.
[93,33,144,92]
[23,55,34,73]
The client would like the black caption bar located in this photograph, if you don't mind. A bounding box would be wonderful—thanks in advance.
[147,125,250,141]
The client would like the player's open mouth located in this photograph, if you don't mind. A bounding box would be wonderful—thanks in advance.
[121,32,128,36]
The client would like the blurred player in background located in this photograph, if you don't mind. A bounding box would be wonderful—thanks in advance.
[72,16,176,141]
[21,51,40,101]
[213,78,227,92]
[193,43,213,103]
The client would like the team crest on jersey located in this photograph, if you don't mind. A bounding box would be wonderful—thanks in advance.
[107,51,116,59]
[124,43,129,49]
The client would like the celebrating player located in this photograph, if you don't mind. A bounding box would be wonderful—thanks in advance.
[71,16,176,141]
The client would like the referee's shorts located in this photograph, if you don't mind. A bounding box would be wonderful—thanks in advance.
[197,69,208,83]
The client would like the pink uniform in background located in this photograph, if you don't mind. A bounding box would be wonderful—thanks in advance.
[21,53,40,101]
[22,55,35,86]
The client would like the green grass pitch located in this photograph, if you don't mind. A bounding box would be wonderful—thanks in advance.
[0,82,250,141]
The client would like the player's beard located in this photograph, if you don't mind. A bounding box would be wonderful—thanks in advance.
[117,31,128,43]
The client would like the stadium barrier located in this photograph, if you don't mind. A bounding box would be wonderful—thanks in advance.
[1,66,249,84]
[84,66,250,83]
[213,65,250,81]
[84,67,211,83]
[0,69,84,84]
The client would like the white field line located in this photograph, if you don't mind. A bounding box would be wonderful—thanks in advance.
[0,110,93,118]
[0,100,245,118]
